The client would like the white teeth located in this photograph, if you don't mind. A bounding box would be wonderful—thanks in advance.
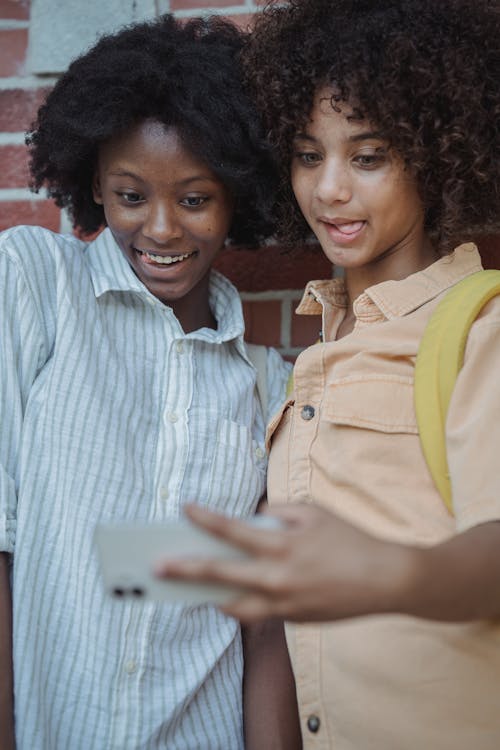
[142,251,192,265]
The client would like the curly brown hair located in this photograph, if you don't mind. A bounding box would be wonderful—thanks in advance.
[244,0,500,250]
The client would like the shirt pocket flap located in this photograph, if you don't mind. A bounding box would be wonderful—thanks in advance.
[322,375,418,433]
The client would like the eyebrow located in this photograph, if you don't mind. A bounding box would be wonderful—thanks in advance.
[108,169,218,186]
[293,130,386,144]
[348,131,386,143]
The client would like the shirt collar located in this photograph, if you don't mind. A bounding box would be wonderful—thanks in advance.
[85,228,245,343]
[86,228,145,297]
[296,243,483,321]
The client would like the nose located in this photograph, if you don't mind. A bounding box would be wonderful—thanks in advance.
[314,159,352,205]
[142,201,182,245]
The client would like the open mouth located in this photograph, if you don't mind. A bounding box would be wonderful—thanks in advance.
[135,249,198,266]
[320,219,366,243]
[323,220,365,235]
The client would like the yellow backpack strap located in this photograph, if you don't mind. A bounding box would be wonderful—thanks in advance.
[414,270,500,514]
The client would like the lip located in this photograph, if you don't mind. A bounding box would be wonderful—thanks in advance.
[318,217,366,244]
[134,247,198,267]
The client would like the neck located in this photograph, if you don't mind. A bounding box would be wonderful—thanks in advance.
[168,275,216,334]
[344,235,440,307]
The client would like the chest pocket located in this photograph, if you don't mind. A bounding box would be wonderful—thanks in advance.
[207,418,266,515]
[322,374,418,433]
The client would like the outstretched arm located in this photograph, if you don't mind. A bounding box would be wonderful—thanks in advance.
[0,552,15,749]
[156,503,500,625]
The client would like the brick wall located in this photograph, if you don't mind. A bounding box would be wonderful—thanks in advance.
[1,0,498,360]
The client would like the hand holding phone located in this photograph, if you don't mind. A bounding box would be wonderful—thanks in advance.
[95,515,282,605]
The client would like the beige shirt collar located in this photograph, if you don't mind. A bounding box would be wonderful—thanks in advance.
[296,243,483,324]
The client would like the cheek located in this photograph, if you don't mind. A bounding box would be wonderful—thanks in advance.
[187,219,226,249]
[104,206,137,232]
[290,168,301,200]
[389,171,421,210]
[291,171,314,212]
[201,210,232,241]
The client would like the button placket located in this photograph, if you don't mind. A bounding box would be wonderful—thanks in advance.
[155,335,192,518]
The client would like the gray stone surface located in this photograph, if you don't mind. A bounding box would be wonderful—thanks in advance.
[27,0,157,74]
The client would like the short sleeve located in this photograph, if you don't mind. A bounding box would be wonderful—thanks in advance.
[446,300,500,531]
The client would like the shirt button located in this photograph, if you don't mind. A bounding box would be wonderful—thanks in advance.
[255,446,265,460]
[160,487,169,500]
[166,412,178,423]
[175,341,184,354]
[301,404,315,421]
[307,715,321,733]
[124,660,137,675]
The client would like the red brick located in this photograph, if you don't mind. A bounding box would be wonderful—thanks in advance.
[225,13,255,31]
[171,0,243,9]
[0,29,28,76]
[214,242,332,292]
[0,0,29,20]
[0,88,51,132]
[0,200,60,232]
[0,144,30,188]
[242,300,281,347]
[291,298,322,347]
[477,235,500,270]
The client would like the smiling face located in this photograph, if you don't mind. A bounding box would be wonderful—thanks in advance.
[93,119,233,332]
[291,88,436,288]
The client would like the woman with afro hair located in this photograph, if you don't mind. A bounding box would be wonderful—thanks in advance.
[160,1,500,747]
[0,13,300,750]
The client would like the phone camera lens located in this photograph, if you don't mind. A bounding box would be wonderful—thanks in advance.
[112,587,125,597]
[132,588,144,597]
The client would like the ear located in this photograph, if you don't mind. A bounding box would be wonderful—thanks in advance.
[92,172,103,205]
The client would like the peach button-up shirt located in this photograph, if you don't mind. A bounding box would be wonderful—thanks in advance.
[267,244,500,750]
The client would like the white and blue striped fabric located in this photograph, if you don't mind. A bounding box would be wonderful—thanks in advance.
[0,225,291,750]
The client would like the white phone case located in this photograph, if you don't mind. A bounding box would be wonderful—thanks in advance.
[94,515,281,605]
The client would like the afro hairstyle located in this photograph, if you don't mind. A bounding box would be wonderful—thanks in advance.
[27,14,277,244]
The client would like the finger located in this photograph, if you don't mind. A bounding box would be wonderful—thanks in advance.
[183,503,286,556]
[155,556,273,593]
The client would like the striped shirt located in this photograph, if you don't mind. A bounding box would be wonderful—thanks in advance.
[0,225,291,750]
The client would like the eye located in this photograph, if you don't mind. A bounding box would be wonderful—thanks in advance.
[180,195,208,207]
[294,151,322,167]
[354,149,387,169]
[119,191,144,203]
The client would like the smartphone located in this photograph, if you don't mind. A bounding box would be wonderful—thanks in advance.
[94,514,281,605]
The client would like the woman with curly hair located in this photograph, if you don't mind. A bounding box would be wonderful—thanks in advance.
[160,1,500,747]
[0,13,300,750]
